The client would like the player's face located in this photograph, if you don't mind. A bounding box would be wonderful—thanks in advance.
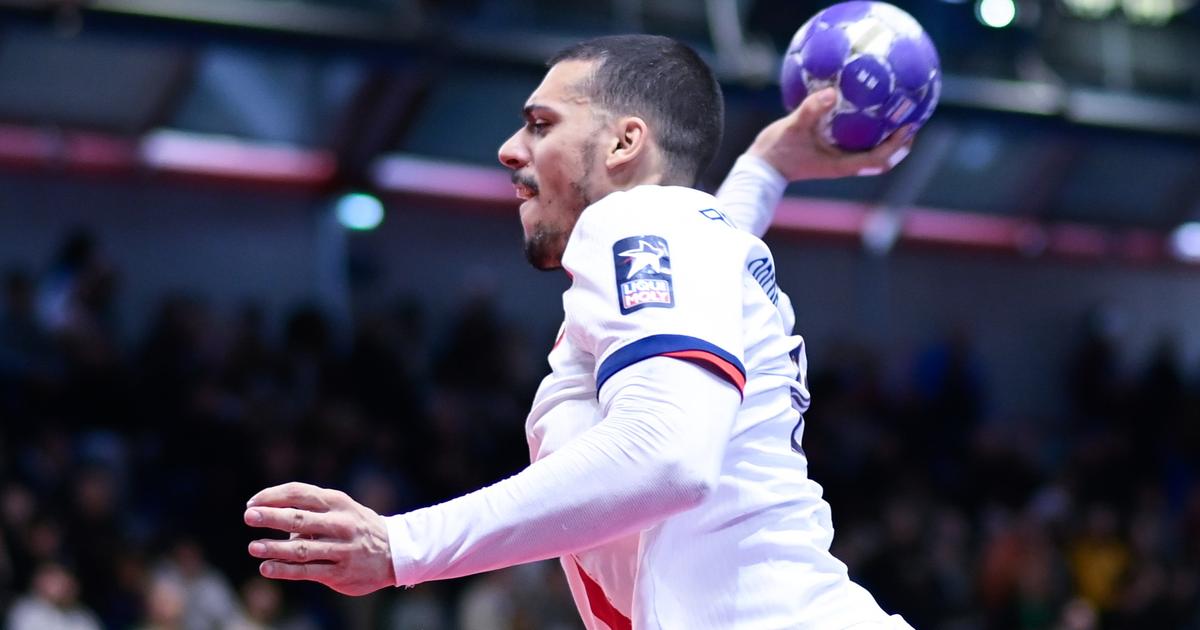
[498,60,608,270]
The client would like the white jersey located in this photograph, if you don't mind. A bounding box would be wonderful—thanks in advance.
[526,183,902,629]
[385,158,909,629]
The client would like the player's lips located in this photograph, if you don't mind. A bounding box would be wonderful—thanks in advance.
[513,182,538,200]
[512,172,539,200]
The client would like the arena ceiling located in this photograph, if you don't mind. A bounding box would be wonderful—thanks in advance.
[0,0,1198,261]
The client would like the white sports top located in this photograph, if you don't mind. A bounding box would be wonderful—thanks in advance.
[386,158,910,629]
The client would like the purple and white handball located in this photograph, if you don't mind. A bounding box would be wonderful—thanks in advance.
[780,1,941,151]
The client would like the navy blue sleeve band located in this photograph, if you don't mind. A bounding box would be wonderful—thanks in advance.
[596,334,746,395]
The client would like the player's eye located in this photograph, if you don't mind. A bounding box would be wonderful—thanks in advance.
[528,120,550,135]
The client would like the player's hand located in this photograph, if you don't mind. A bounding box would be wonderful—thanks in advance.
[244,482,395,596]
[747,87,914,182]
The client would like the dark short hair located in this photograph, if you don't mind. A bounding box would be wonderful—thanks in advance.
[548,35,724,185]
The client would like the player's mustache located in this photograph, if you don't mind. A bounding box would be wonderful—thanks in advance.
[512,172,540,196]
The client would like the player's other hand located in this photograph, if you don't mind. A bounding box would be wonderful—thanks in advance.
[245,482,395,596]
[748,87,914,182]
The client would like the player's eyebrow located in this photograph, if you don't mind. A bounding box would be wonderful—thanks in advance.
[522,104,557,122]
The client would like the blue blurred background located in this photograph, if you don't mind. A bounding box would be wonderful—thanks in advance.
[1,1,1199,628]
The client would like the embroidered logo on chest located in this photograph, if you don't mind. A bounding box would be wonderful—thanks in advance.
[613,235,674,314]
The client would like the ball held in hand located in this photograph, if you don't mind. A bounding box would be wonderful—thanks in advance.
[780,1,941,151]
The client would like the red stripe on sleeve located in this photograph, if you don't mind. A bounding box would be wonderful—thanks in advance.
[574,560,632,630]
[661,349,747,393]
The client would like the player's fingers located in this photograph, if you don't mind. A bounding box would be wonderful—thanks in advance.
[248,538,341,563]
[847,126,914,176]
[259,560,336,582]
[247,482,334,511]
[876,121,913,150]
[789,87,838,133]
[244,506,350,538]
[875,124,915,165]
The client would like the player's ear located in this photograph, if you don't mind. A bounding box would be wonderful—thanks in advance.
[606,116,648,170]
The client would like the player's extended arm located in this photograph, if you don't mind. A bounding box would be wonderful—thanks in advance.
[244,356,739,594]
[715,87,913,238]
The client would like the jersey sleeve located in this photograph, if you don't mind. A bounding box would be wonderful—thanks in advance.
[385,357,741,587]
[714,154,788,238]
[562,197,747,398]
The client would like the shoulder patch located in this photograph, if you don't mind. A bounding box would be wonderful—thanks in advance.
[613,235,674,314]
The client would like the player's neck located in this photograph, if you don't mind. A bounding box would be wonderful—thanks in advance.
[606,162,688,194]
[603,145,690,192]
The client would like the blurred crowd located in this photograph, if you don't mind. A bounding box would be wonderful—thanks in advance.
[1,229,1198,630]
[807,318,1200,630]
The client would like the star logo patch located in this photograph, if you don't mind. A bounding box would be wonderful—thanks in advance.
[613,235,673,314]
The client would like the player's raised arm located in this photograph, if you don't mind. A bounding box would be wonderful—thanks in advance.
[714,87,913,239]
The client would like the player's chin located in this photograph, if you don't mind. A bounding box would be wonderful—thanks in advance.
[522,232,563,271]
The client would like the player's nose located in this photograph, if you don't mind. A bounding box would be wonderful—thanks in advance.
[498,131,529,170]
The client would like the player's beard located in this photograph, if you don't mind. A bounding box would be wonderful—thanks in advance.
[523,225,566,271]
[523,140,595,271]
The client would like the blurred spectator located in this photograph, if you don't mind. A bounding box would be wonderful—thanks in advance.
[457,561,580,630]
[36,229,99,335]
[1067,504,1130,614]
[66,464,127,620]
[859,495,939,627]
[1065,307,1124,432]
[108,551,151,630]
[911,328,985,486]
[1057,598,1100,630]
[36,229,121,366]
[0,529,11,613]
[228,577,318,630]
[0,268,53,377]
[151,539,241,630]
[6,562,101,630]
[0,483,37,606]
[139,573,187,630]
[388,584,450,630]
